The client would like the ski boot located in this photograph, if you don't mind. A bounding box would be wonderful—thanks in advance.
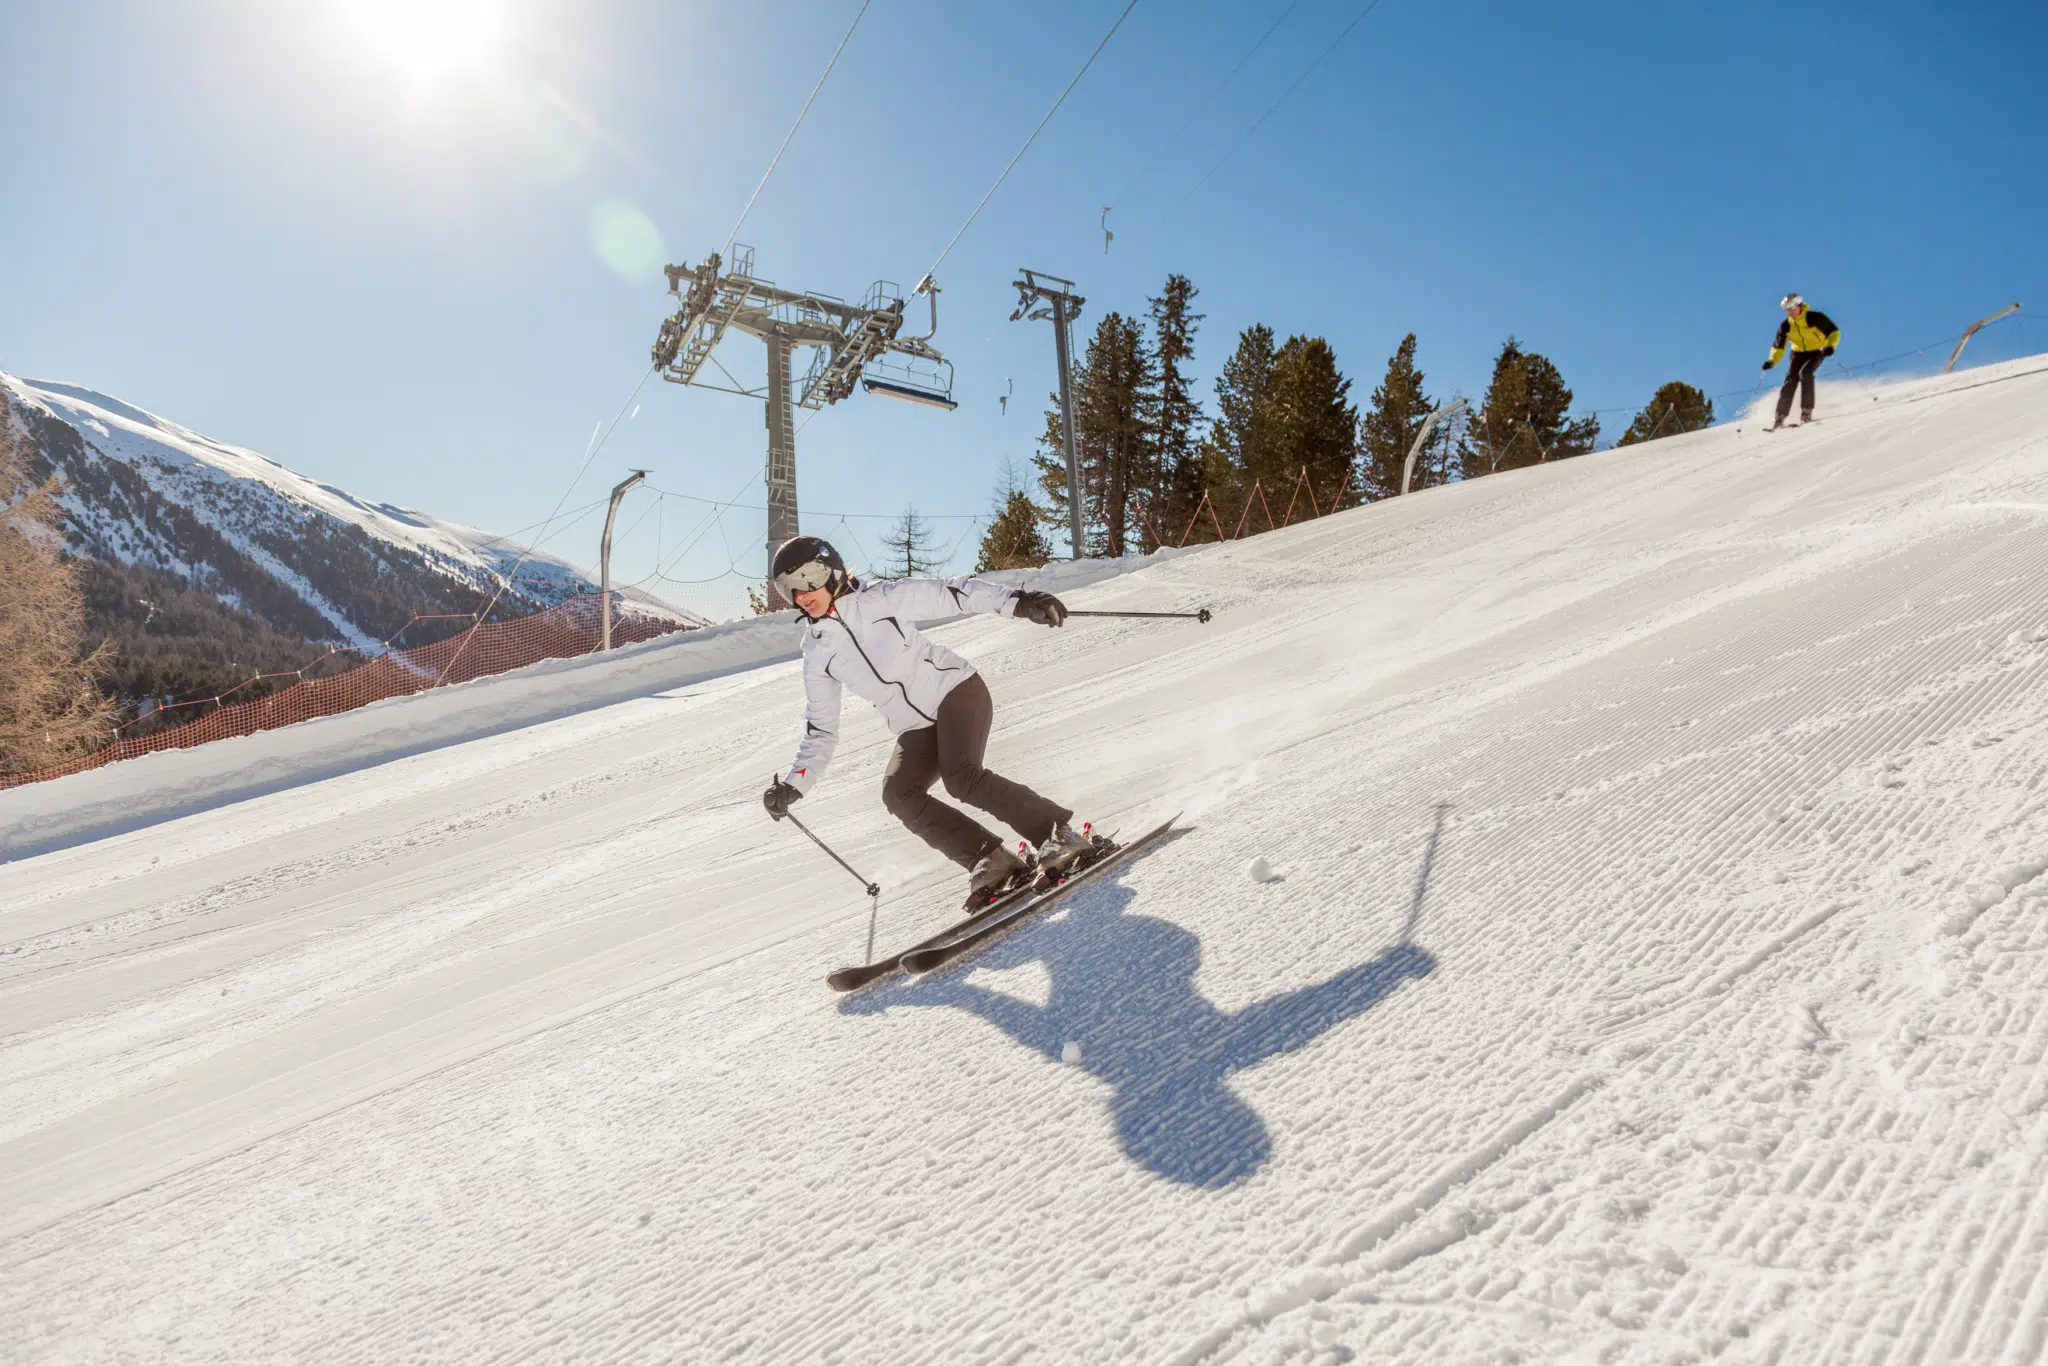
[964,842,1034,911]
[1032,821,1112,891]
[1798,409,1815,425]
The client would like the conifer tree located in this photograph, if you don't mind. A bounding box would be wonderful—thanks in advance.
[977,461,1054,571]
[876,505,941,578]
[1461,337,1600,477]
[1616,382,1714,446]
[1196,324,1279,539]
[1145,274,1205,544]
[1267,335,1359,518]
[1359,333,1436,498]
[1033,312,1156,556]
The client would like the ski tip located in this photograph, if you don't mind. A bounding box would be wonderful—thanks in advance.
[827,963,890,992]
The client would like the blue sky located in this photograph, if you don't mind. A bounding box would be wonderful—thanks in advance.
[4,0,2043,618]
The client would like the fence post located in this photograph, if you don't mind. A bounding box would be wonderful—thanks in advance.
[1230,482,1261,540]
[1281,468,1306,527]
[1179,490,1214,547]
[1137,498,1166,554]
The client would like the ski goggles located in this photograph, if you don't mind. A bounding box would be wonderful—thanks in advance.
[774,560,838,600]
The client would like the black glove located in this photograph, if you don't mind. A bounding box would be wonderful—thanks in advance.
[1012,590,1067,627]
[1761,359,1775,371]
[763,778,801,821]
[1822,346,1835,358]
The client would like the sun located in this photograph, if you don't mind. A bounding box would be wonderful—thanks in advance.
[341,0,508,86]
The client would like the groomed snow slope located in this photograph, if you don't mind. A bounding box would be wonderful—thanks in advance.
[5,358,2048,1364]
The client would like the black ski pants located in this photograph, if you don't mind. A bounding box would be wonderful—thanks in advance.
[881,673,1070,869]
[1776,349,1824,422]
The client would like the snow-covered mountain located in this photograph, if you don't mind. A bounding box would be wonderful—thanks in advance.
[5,357,2048,1363]
[2,372,703,649]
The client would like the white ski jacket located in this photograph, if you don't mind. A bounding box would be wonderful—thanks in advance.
[781,574,1022,795]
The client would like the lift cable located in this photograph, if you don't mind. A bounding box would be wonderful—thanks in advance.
[1119,0,1303,200]
[923,0,1143,284]
[724,0,877,251]
[1177,0,1390,210]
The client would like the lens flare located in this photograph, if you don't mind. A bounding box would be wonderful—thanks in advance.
[342,0,507,85]
[588,201,666,285]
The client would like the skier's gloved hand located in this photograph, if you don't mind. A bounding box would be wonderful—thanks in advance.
[763,778,802,821]
[1760,359,1775,371]
[1822,346,1835,358]
[1012,590,1068,627]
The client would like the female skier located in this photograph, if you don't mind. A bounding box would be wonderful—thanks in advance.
[758,536,1096,907]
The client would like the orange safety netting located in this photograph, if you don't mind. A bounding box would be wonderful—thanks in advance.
[3,594,691,791]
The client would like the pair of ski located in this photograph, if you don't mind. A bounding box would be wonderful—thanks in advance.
[826,813,1179,992]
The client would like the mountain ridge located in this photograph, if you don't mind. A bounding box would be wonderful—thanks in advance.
[3,371,701,718]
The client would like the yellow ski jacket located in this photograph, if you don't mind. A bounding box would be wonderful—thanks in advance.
[1767,307,1842,365]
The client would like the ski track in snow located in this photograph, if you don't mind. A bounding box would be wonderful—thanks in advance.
[4,360,2048,1362]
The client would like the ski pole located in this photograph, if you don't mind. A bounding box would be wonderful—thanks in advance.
[1064,608,1212,623]
[782,807,882,898]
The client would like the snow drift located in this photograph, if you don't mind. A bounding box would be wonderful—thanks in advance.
[4,356,2048,1364]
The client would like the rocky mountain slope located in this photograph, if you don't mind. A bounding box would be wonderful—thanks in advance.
[2,372,699,718]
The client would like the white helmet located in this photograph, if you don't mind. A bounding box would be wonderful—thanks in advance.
[1780,292,1804,311]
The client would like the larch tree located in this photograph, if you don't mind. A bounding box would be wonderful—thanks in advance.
[0,410,115,776]
[877,505,943,579]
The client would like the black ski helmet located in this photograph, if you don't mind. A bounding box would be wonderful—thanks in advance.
[772,535,849,610]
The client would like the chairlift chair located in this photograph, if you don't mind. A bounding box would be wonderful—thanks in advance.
[862,376,958,411]
[860,352,956,411]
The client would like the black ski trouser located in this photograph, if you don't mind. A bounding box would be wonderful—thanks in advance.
[1776,349,1824,421]
[881,673,1071,869]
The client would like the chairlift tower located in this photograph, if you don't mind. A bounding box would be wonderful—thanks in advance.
[1009,269,1086,559]
[650,244,956,606]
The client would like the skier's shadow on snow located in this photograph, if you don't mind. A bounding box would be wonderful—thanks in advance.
[841,808,1448,1189]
